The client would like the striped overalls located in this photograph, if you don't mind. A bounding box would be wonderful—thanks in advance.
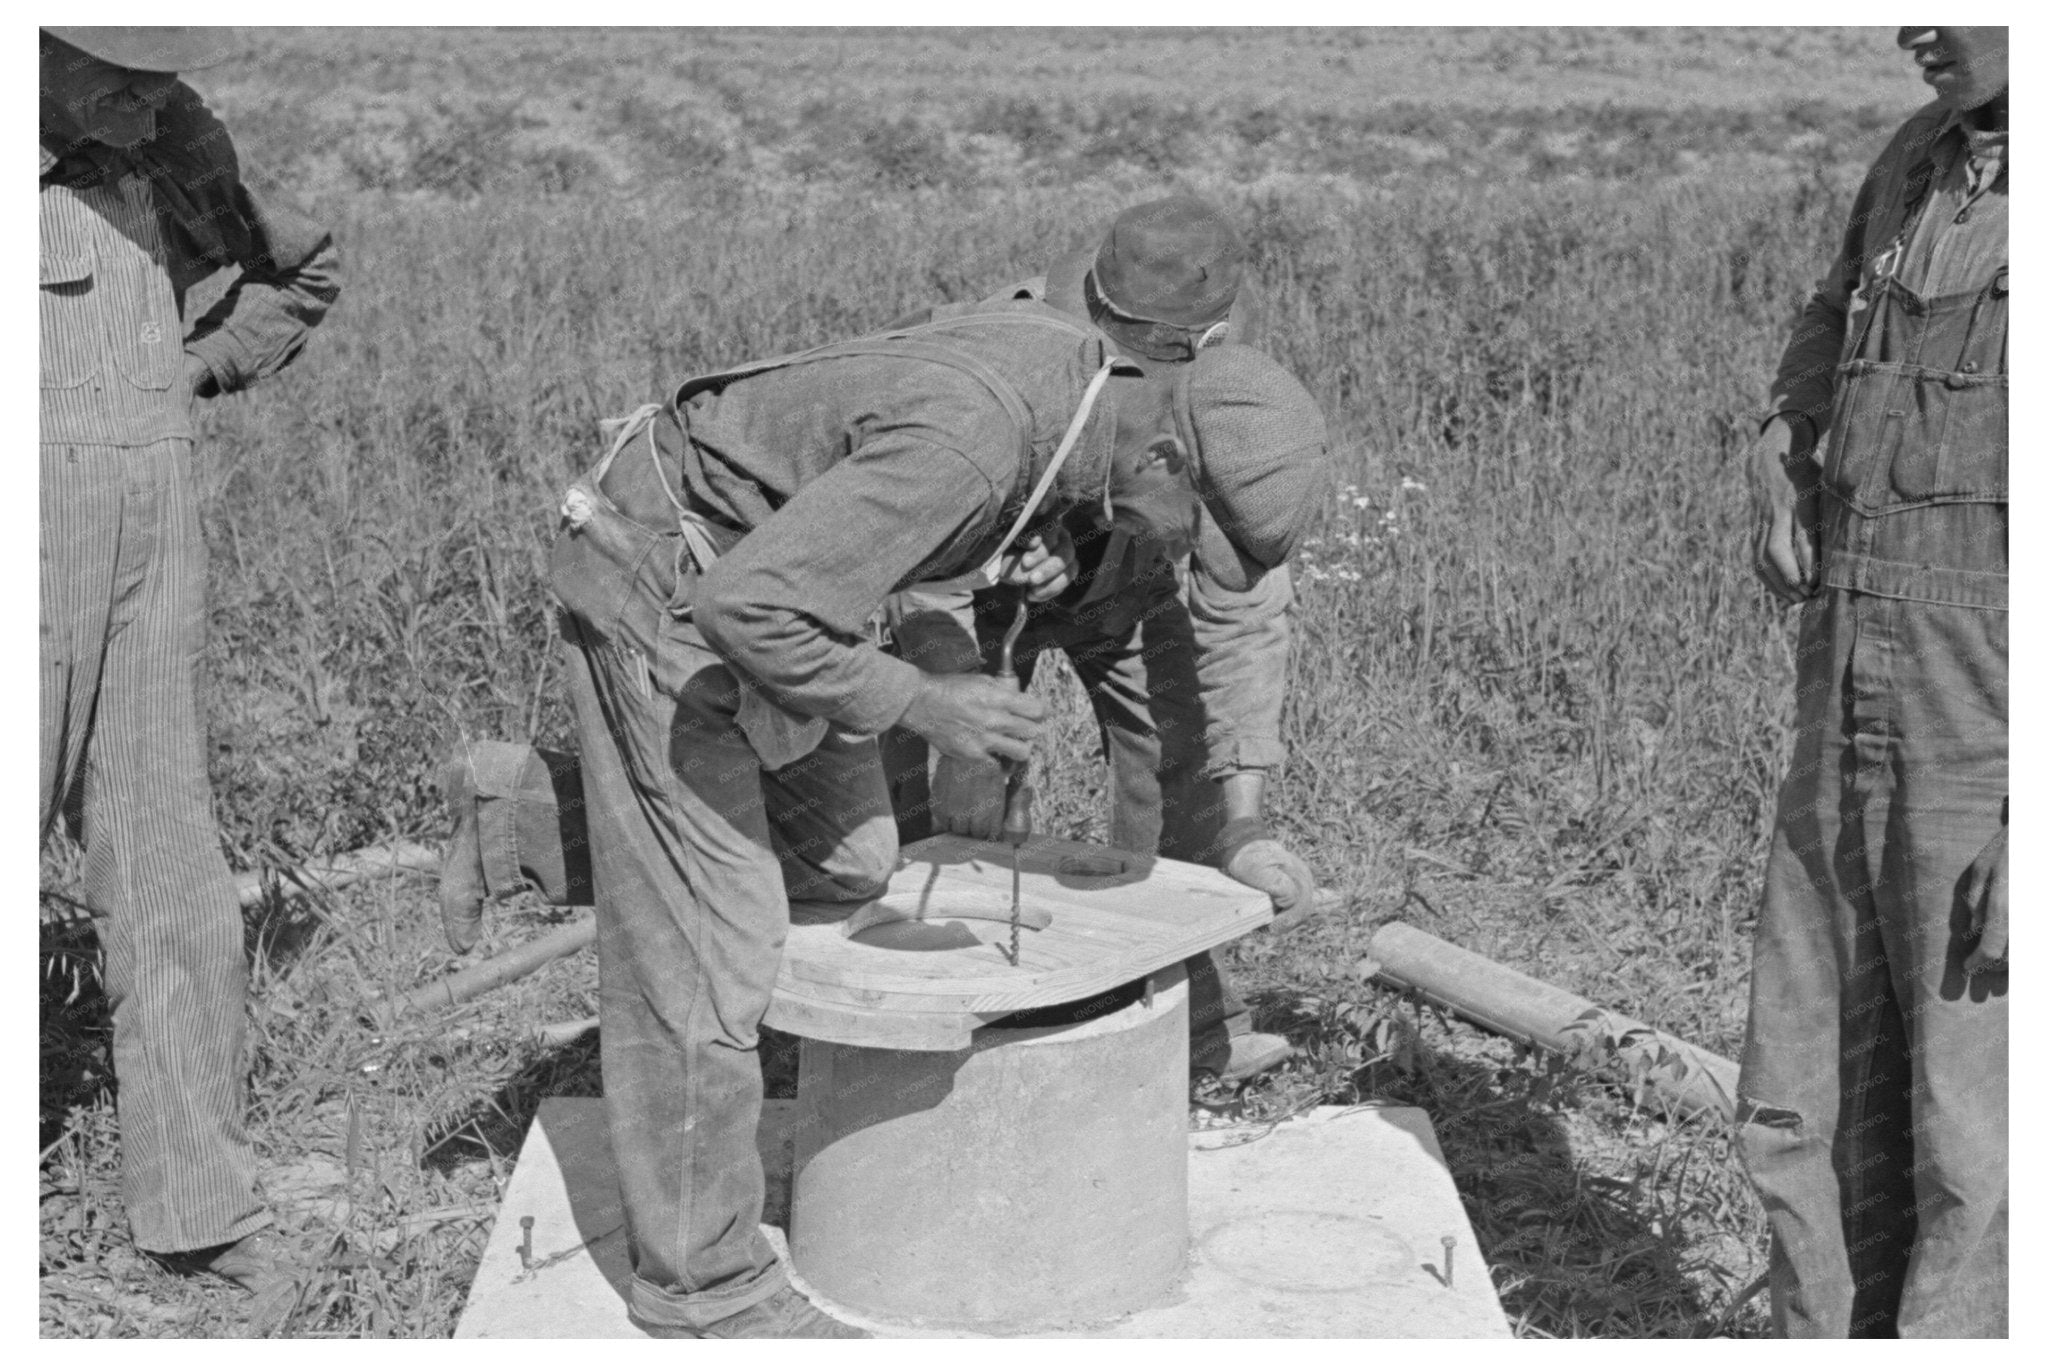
[41,158,267,1254]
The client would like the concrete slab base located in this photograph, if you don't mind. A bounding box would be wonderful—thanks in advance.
[455,1098,1511,1339]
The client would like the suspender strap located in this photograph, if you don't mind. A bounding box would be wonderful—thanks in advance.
[878,312,1118,575]
[974,357,1115,580]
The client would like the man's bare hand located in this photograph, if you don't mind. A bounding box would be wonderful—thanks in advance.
[1000,527,1075,603]
[931,753,1007,838]
[898,672,1044,765]
[1747,417,1822,603]
[1962,823,2008,973]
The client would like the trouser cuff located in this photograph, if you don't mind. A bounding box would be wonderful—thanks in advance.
[133,1205,272,1258]
[627,1260,787,1332]
[469,742,591,905]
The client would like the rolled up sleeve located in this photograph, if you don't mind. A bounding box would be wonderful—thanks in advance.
[183,165,341,395]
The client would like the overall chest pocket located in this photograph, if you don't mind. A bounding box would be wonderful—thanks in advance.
[1822,360,2008,516]
[39,251,99,389]
[101,233,182,392]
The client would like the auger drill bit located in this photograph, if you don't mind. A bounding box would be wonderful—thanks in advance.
[995,599,1033,967]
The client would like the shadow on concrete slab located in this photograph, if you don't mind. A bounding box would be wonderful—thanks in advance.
[1239,981,1753,1338]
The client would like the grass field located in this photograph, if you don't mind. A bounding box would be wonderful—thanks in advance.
[40,26,1934,1338]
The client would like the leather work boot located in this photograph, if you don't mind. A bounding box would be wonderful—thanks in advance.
[1192,1031,1296,1084]
[634,1285,872,1339]
[438,753,488,954]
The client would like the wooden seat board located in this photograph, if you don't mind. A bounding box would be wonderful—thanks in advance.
[765,834,1272,1042]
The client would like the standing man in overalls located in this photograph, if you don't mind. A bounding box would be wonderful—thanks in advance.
[39,28,341,1293]
[1739,25,2006,1338]
[545,300,1328,1336]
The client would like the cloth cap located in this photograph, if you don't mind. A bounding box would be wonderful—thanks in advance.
[1173,345,1332,590]
[1092,196,1245,330]
[42,27,236,73]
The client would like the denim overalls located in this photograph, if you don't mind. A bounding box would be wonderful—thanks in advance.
[1738,239,2008,1336]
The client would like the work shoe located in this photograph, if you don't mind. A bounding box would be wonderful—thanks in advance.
[1192,1031,1297,1084]
[438,753,487,954]
[154,1228,296,1298]
[635,1285,872,1339]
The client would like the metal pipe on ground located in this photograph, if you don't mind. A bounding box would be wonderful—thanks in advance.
[229,836,599,1033]
[373,917,597,1030]
[1361,920,1738,1123]
[247,842,597,1031]
[237,841,598,1028]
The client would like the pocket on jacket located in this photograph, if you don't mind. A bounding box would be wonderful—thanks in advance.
[105,247,181,392]
[38,251,98,390]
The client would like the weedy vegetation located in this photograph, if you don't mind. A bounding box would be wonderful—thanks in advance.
[41,26,1922,1338]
